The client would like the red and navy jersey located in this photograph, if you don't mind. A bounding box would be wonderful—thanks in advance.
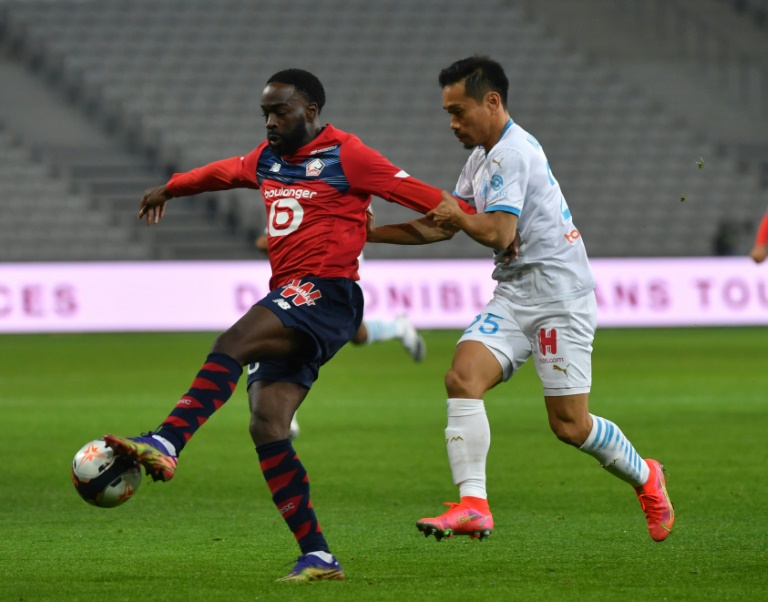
[166,124,470,289]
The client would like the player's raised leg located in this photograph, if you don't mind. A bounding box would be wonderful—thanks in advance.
[105,304,306,482]
[417,341,501,541]
[546,395,675,541]
[249,380,344,582]
[353,316,426,361]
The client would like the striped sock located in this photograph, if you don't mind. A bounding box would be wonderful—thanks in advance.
[363,319,401,344]
[579,413,650,487]
[257,439,329,554]
[155,352,242,454]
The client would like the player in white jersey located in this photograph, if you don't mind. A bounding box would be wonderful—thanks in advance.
[367,56,674,543]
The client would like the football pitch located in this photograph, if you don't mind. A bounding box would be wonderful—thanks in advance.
[1,328,766,601]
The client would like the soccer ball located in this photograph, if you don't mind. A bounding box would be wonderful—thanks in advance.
[71,439,141,508]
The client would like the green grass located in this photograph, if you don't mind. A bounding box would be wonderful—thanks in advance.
[1,328,766,601]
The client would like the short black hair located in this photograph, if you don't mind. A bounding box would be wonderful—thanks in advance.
[438,56,508,108]
[267,68,326,112]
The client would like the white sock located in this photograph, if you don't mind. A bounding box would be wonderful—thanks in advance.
[579,413,649,487]
[363,319,400,344]
[307,550,335,563]
[151,434,177,457]
[445,398,490,499]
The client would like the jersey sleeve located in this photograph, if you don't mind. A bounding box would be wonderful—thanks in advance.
[340,138,475,215]
[756,211,768,246]
[484,147,530,216]
[166,148,262,197]
[385,178,475,215]
[453,158,476,205]
[340,138,406,198]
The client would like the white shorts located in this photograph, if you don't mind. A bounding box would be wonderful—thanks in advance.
[457,290,597,396]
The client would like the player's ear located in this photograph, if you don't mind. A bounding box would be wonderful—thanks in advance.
[305,102,319,122]
[485,91,501,112]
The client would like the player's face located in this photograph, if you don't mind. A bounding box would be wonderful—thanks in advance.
[260,83,316,156]
[442,82,495,150]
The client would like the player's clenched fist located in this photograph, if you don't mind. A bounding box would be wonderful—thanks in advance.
[427,191,462,228]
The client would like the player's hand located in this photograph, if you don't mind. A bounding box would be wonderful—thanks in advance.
[498,230,522,263]
[139,185,172,226]
[427,191,461,228]
[749,244,768,264]
[255,233,269,253]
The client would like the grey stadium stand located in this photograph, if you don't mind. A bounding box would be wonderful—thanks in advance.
[1,0,766,261]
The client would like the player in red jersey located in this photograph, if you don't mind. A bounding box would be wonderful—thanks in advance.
[749,210,768,263]
[104,69,466,583]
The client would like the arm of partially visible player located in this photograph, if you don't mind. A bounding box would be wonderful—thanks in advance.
[428,191,518,250]
[384,177,476,216]
[139,153,260,226]
[366,211,458,245]
[749,211,768,264]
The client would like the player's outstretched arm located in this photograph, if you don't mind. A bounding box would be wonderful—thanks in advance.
[139,155,260,227]
[366,210,458,245]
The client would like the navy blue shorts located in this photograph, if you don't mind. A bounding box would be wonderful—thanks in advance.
[246,277,364,390]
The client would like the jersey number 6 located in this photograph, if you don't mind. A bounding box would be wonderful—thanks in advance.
[268,197,305,237]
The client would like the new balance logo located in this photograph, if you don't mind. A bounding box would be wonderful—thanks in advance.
[280,279,322,306]
[446,436,464,443]
[273,299,291,310]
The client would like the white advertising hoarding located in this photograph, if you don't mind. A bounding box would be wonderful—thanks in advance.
[0,258,767,333]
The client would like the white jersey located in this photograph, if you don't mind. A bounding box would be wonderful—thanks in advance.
[454,119,595,305]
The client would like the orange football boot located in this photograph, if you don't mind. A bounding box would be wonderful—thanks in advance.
[416,497,494,541]
[635,459,675,542]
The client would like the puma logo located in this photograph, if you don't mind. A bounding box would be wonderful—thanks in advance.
[491,158,503,168]
[552,363,570,377]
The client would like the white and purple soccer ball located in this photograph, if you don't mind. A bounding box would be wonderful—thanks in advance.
[71,439,141,508]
